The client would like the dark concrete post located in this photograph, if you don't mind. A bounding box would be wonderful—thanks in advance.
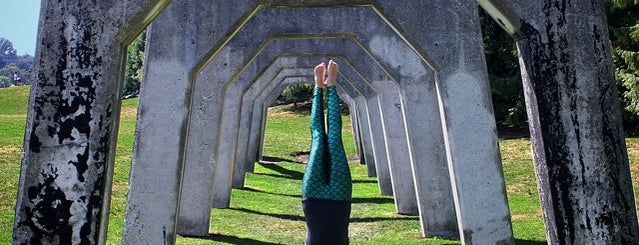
[12,1,169,244]
[482,0,639,243]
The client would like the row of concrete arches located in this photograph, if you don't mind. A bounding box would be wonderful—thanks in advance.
[13,1,637,244]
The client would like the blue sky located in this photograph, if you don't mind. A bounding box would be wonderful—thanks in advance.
[0,0,41,56]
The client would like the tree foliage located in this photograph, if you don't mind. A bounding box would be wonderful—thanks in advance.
[123,31,146,96]
[281,83,314,106]
[607,0,639,132]
[479,9,527,127]
[0,37,17,67]
[0,37,33,87]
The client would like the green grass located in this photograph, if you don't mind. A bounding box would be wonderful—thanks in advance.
[2,85,636,244]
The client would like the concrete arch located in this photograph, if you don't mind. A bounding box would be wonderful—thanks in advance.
[233,66,368,187]
[21,1,633,244]
[128,3,507,243]
[11,1,174,244]
[177,62,370,235]
[189,37,418,214]
[237,56,387,192]
[148,5,464,240]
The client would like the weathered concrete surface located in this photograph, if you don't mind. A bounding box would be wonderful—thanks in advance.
[124,1,203,239]
[401,75,458,238]
[483,0,639,243]
[371,80,418,214]
[122,0,261,240]
[375,1,514,242]
[18,0,637,244]
[12,1,170,244]
[363,94,394,196]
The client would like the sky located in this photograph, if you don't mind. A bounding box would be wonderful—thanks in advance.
[0,0,41,56]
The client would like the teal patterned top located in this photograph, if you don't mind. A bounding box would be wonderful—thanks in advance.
[302,86,352,201]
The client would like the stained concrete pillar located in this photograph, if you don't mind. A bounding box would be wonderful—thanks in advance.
[124,1,204,239]
[362,94,393,196]
[371,80,418,214]
[376,1,513,242]
[125,0,261,238]
[12,1,170,244]
[480,0,639,243]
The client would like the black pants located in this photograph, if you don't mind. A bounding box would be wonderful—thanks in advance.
[302,199,351,245]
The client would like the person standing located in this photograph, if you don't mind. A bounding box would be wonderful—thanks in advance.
[13,72,21,85]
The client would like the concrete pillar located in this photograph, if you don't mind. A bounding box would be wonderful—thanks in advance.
[12,1,170,244]
[480,0,639,243]
[342,94,366,170]
[124,1,208,239]
[231,69,314,188]
[377,1,513,242]
[362,94,393,196]
[371,80,418,214]
[128,0,260,238]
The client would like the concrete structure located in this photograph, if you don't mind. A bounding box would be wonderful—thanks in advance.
[478,0,639,243]
[238,56,390,193]
[11,1,172,244]
[14,1,638,244]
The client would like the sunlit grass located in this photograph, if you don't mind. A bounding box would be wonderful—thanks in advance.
[5,85,639,244]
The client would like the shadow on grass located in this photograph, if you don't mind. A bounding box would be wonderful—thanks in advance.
[351,196,394,204]
[181,234,281,245]
[232,207,418,224]
[497,122,531,139]
[240,186,301,198]
[352,179,378,184]
[251,172,303,181]
[258,162,304,180]
[350,215,419,223]
[514,239,546,245]
[232,207,305,221]
[241,186,393,204]
[260,155,298,164]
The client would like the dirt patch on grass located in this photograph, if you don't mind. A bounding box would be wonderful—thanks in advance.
[286,151,360,164]
[290,151,310,164]
[0,146,21,154]
[511,210,542,221]
[119,106,137,118]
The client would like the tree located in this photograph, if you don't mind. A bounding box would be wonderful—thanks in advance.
[0,75,10,87]
[281,83,313,106]
[0,63,22,85]
[607,0,639,132]
[479,9,527,127]
[0,37,18,68]
[123,31,146,96]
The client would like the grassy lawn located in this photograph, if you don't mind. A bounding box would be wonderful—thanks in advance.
[2,85,637,244]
